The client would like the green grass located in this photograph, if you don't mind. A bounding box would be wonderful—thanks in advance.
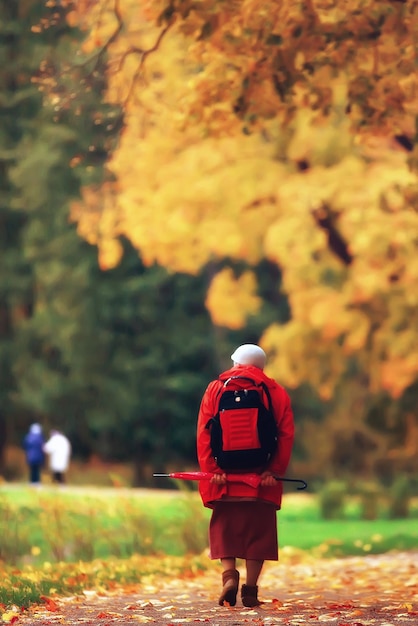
[0,484,417,566]
[0,554,210,608]
[0,484,210,564]
[0,484,417,610]
[279,517,418,557]
[278,492,418,557]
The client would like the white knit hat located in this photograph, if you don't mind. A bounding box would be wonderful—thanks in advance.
[231,344,266,369]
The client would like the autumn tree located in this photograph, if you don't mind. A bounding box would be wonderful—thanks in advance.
[71,0,417,416]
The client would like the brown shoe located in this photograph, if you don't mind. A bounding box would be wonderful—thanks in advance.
[241,584,262,607]
[218,569,240,606]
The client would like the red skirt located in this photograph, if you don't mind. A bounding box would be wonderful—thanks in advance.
[209,500,278,561]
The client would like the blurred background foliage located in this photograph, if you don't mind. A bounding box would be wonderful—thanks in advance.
[0,0,417,490]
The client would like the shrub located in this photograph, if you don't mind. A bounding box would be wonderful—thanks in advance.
[176,490,209,554]
[388,475,413,519]
[318,481,347,519]
[0,498,32,564]
[2,446,26,482]
[358,482,383,520]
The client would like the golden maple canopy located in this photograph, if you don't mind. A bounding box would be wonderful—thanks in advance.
[71,0,418,399]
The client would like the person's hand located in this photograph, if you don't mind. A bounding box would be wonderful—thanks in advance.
[210,472,227,485]
[260,471,277,487]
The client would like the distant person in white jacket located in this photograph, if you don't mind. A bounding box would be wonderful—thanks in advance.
[44,429,72,484]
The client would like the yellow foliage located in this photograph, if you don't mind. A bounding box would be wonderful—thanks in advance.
[72,0,418,398]
[261,321,347,399]
[97,239,123,271]
[205,269,262,330]
[379,356,418,399]
[343,312,370,354]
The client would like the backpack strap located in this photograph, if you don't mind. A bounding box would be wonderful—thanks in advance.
[259,380,273,413]
[218,376,259,387]
[214,375,256,400]
[222,375,257,387]
[216,375,273,412]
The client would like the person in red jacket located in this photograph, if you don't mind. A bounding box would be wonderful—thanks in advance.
[197,344,295,608]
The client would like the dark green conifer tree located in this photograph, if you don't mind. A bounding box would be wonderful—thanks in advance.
[0,0,219,481]
[0,0,121,470]
[0,0,42,469]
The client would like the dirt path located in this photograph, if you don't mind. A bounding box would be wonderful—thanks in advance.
[18,551,418,625]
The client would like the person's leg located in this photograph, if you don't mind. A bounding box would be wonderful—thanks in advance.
[241,559,264,607]
[221,557,236,572]
[209,504,240,606]
[245,559,264,586]
[218,557,240,607]
[32,464,41,484]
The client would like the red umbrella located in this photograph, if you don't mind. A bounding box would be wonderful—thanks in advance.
[153,471,307,490]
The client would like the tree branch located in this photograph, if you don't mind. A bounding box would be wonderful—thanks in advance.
[76,0,124,72]
[122,20,175,104]
[312,205,353,266]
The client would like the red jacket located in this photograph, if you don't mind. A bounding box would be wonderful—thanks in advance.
[196,364,295,509]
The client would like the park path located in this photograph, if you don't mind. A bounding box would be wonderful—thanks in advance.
[18,551,418,625]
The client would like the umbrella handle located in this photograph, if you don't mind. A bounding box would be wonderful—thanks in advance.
[272,476,308,490]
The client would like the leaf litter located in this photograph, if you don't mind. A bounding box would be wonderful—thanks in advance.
[8,551,418,625]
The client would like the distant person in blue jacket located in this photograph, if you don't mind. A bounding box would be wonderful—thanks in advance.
[23,423,45,485]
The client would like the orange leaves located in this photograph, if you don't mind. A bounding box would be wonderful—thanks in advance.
[399,72,418,116]
[379,356,418,399]
[11,552,418,625]
[65,11,80,28]
[40,597,59,612]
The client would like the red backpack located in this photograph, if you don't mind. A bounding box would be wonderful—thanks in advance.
[205,375,278,471]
